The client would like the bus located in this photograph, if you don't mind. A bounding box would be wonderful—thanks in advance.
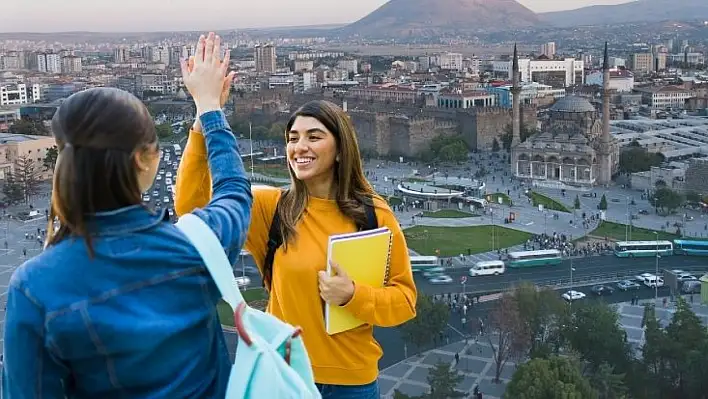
[507,249,562,268]
[673,239,708,256]
[614,241,674,257]
[410,256,440,272]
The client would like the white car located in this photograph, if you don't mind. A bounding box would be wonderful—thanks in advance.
[142,195,150,202]
[163,196,170,203]
[166,172,173,178]
[636,273,654,283]
[562,290,586,302]
[165,178,173,185]
[234,276,251,288]
[428,275,453,284]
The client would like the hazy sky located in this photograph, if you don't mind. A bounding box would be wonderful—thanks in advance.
[3,0,634,32]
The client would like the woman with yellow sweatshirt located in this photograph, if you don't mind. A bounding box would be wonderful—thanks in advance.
[175,99,416,398]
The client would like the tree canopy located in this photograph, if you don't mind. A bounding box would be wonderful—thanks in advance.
[505,356,596,399]
[399,293,450,353]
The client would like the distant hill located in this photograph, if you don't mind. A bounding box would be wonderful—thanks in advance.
[540,0,708,27]
[340,0,539,38]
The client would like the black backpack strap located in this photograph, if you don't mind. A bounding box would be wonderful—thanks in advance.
[262,192,285,289]
[362,198,378,231]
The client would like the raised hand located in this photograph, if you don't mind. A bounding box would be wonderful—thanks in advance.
[180,32,235,117]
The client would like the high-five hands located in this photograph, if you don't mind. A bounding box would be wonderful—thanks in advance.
[318,261,355,306]
[180,32,235,117]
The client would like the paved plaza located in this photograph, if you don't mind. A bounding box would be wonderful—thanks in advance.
[378,297,708,399]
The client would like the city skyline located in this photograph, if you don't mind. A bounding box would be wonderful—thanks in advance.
[3,0,633,33]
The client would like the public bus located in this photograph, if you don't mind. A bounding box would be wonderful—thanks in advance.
[507,249,562,268]
[410,256,440,272]
[673,239,708,256]
[613,241,674,257]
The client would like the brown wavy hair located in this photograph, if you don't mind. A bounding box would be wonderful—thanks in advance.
[263,100,379,287]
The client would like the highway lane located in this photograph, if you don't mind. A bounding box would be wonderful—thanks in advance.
[231,254,702,369]
[375,281,681,368]
[415,255,708,295]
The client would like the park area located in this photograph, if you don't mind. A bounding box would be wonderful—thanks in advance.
[421,209,478,218]
[486,192,513,206]
[404,225,532,256]
[525,191,570,213]
[588,221,678,241]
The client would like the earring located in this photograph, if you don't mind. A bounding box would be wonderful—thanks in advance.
[336,155,340,162]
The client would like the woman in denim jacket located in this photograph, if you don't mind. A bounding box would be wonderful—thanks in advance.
[2,32,251,398]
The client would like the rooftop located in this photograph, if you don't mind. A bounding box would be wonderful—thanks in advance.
[611,117,708,159]
[549,96,596,113]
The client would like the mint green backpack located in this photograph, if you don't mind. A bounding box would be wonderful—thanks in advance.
[176,213,321,399]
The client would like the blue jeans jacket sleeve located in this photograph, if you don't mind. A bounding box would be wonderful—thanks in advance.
[3,285,69,398]
[190,110,253,256]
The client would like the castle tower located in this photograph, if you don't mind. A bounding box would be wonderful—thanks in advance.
[511,43,521,146]
[597,41,612,185]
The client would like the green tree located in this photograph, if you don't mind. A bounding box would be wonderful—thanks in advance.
[399,294,450,353]
[488,294,530,383]
[1,172,24,205]
[13,154,42,203]
[426,362,464,398]
[599,194,608,210]
[425,135,469,163]
[562,302,631,397]
[504,356,596,399]
[155,123,173,139]
[619,144,664,173]
[512,283,566,359]
[684,191,702,204]
[492,138,500,152]
[9,118,50,136]
[651,187,683,214]
[438,142,467,162]
[392,390,418,399]
[43,145,58,171]
[269,122,286,140]
[574,195,581,210]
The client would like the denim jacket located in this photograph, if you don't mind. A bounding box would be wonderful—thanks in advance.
[2,111,253,399]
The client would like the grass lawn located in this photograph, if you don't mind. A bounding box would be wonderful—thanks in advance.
[487,192,513,206]
[217,288,268,327]
[404,225,532,256]
[403,177,428,183]
[387,196,403,206]
[588,221,678,242]
[422,209,477,218]
[251,165,291,179]
[526,191,570,213]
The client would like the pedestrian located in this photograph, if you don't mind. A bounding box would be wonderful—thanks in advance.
[454,353,460,365]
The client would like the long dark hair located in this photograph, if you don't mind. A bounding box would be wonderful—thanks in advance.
[262,100,379,288]
[47,87,157,256]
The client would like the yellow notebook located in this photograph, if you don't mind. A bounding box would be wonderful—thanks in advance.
[325,227,393,335]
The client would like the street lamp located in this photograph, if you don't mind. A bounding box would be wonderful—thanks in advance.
[654,231,659,301]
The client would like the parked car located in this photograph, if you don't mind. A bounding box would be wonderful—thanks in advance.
[617,280,641,291]
[591,285,615,296]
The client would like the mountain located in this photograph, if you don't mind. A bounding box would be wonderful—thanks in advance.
[540,0,708,27]
[340,0,539,38]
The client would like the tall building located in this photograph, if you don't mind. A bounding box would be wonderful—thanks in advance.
[114,47,129,63]
[540,42,556,58]
[254,44,276,73]
[36,53,61,73]
[62,56,82,73]
[598,42,613,185]
[511,44,521,147]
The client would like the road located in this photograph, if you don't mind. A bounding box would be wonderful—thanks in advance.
[232,253,706,368]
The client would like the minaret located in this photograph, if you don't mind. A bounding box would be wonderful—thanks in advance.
[598,41,612,185]
[511,43,521,146]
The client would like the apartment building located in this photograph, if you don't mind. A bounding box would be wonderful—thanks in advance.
[634,86,694,110]
[493,57,584,88]
[62,56,82,74]
[437,52,464,71]
[0,133,56,180]
[337,59,358,74]
[0,84,41,106]
[37,53,62,73]
[255,44,277,73]
[586,69,635,92]
[540,42,556,58]
[0,108,21,131]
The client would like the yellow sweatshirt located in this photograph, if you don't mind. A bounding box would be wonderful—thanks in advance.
[174,131,417,385]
